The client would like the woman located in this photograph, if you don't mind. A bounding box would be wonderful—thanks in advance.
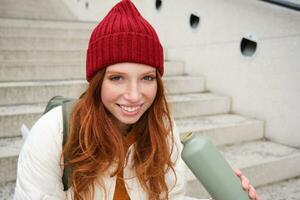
[14,0,259,199]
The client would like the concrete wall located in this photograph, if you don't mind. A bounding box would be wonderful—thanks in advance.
[61,0,118,21]
[62,0,300,148]
[163,0,300,148]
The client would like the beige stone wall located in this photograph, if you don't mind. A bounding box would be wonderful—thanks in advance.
[165,0,300,148]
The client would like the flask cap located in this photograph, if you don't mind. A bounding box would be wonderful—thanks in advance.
[180,132,194,144]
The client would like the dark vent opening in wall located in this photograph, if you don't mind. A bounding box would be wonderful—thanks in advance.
[240,37,257,57]
[85,2,89,9]
[190,14,200,29]
[156,0,162,10]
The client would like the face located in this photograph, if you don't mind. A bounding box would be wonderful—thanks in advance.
[101,62,157,130]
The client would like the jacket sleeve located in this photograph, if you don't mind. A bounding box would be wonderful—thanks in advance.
[14,106,66,200]
[166,120,187,200]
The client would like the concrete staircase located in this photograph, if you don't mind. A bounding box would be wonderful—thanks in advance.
[0,17,300,200]
[0,0,77,21]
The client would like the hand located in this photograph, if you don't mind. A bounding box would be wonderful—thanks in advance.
[234,169,260,200]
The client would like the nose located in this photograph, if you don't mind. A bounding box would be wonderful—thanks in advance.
[124,81,141,102]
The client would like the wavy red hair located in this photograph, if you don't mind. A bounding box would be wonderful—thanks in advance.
[63,67,177,200]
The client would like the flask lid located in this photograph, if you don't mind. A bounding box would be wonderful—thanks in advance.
[180,132,194,144]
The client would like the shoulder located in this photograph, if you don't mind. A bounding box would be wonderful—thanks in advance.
[15,106,66,198]
[24,105,63,156]
[32,105,63,133]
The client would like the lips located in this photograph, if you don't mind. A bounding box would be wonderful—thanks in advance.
[117,104,143,113]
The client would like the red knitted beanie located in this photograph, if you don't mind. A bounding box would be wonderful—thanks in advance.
[86,0,164,81]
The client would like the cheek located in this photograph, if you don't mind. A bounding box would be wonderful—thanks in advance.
[101,81,118,105]
[145,83,157,102]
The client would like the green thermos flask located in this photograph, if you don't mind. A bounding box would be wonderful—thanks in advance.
[180,132,250,200]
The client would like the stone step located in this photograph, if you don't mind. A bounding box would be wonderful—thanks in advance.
[0,92,230,138]
[0,17,93,39]
[0,26,90,39]
[163,61,186,77]
[256,176,300,200]
[0,61,185,81]
[169,93,231,119]
[0,9,73,21]
[0,0,76,20]
[185,140,300,198]
[0,137,23,184]
[176,114,264,146]
[0,76,205,105]
[0,62,85,81]
[0,49,168,63]
[0,50,86,62]
[0,37,89,51]
[0,181,14,200]
[0,104,44,138]
[0,80,87,106]
[164,76,206,95]
[0,18,96,30]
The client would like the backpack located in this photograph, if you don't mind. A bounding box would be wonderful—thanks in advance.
[43,96,75,191]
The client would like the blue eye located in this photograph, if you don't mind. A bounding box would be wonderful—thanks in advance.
[110,76,122,81]
[143,76,156,81]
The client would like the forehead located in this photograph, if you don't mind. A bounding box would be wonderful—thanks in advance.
[105,62,156,74]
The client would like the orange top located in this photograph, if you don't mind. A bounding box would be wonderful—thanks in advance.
[113,131,137,200]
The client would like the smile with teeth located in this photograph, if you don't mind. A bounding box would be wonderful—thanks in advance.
[118,104,142,112]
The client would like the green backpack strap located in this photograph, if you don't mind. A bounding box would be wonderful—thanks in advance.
[44,95,81,191]
[43,96,69,114]
[62,100,75,191]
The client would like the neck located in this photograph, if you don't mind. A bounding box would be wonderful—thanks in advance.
[116,121,132,136]
[108,112,132,136]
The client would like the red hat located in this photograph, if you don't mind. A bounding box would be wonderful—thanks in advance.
[86,0,164,81]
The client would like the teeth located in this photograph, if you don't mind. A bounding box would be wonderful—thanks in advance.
[120,105,140,112]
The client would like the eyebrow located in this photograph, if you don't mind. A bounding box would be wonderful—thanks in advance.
[106,71,125,75]
[143,69,156,75]
[106,70,156,75]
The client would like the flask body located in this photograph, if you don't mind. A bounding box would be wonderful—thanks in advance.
[181,132,250,200]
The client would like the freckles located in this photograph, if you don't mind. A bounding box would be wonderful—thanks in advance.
[102,88,120,101]
[152,83,158,95]
[101,82,117,102]
[145,87,157,100]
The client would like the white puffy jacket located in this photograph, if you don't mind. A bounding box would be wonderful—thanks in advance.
[14,106,187,200]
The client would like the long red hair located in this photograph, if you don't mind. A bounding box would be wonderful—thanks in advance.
[63,67,177,200]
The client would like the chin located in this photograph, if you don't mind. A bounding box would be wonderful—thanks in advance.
[119,118,139,125]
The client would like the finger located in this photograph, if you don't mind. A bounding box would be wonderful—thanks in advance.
[241,176,250,190]
[249,185,259,200]
[248,185,257,199]
[255,193,261,200]
[234,168,242,177]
